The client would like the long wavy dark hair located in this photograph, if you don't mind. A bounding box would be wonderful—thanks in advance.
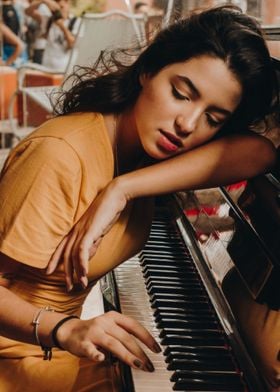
[54,5,278,133]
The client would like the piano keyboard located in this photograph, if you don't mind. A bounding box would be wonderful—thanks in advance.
[114,212,249,392]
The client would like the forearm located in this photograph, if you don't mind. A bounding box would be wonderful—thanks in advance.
[25,0,43,21]
[55,19,75,48]
[117,134,276,200]
[0,252,64,346]
[25,0,59,21]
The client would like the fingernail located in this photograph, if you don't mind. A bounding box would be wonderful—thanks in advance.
[133,359,143,369]
[95,353,105,362]
[80,276,88,289]
[153,342,161,353]
[145,360,155,372]
[66,283,73,292]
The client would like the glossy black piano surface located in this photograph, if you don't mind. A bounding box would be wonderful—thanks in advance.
[183,179,280,310]
[105,176,280,392]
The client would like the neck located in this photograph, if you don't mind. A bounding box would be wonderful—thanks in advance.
[103,113,146,175]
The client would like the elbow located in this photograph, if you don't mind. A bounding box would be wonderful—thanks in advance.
[18,41,24,54]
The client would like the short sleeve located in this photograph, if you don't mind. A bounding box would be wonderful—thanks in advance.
[0,137,81,268]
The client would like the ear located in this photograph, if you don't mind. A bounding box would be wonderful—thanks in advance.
[139,73,150,87]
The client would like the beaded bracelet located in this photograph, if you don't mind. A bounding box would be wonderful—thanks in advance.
[32,306,54,361]
[51,315,79,350]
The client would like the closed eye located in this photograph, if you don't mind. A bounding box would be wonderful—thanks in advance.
[171,85,189,101]
[206,113,224,128]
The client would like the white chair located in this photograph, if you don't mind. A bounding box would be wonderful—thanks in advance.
[0,148,10,171]
[10,10,147,135]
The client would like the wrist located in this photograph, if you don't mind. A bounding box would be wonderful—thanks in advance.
[113,172,141,201]
[32,307,67,360]
[53,315,80,350]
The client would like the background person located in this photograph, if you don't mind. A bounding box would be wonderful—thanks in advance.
[2,0,28,67]
[0,21,25,66]
[0,6,278,391]
[25,0,79,71]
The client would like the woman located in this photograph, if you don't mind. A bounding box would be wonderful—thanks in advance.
[0,6,278,392]
[25,0,79,71]
[2,0,28,67]
[0,22,24,66]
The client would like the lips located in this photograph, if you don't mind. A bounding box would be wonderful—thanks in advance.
[158,130,183,153]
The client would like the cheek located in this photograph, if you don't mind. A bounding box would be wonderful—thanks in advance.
[185,128,219,150]
[139,82,168,112]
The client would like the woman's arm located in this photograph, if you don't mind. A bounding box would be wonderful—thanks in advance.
[25,0,60,23]
[54,18,76,49]
[117,133,276,199]
[47,133,276,289]
[0,251,160,370]
[0,23,24,66]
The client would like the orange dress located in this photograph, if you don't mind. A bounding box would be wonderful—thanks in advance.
[0,112,153,392]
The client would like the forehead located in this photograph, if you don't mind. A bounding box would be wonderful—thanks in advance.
[160,56,242,111]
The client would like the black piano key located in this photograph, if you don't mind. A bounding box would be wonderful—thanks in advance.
[164,345,232,355]
[146,276,202,286]
[142,255,193,264]
[144,241,185,248]
[151,298,211,310]
[143,268,197,278]
[157,318,218,329]
[141,260,192,268]
[142,248,186,255]
[166,350,233,362]
[148,285,205,296]
[161,334,225,346]
[167,357,235,371]
[171,370,245,391]
[147,285,205,296]
[143,264,195,272]
[146,278,203,287]
[159,328,223,338]
[150,290,208,299]
[154,306,216,317]
[155,313,217,324]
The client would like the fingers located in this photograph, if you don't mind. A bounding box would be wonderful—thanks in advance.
[46,236,69,275]
[62,233,78,292]
[112,311,161,354]
[91,311,161,371]
[103,325,155,372]
[62,312,160,372]
[74,236,103,289]
[82,342,106,362]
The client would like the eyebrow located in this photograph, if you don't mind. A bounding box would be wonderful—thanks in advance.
[177,75,233,117]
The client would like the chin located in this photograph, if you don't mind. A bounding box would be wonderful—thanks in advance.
[150,149,174,161]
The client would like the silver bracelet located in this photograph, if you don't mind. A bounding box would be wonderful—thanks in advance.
[32,306,54,360]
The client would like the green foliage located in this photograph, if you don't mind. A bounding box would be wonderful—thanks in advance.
[71,0,106,16]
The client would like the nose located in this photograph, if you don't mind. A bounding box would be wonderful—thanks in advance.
[175,109,201,135]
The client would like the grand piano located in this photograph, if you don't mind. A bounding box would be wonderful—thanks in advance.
[100,171,279,392]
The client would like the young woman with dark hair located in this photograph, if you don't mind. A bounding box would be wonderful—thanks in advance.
[0,6,278,391]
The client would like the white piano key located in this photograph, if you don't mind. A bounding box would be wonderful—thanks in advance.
[114,255,174,391]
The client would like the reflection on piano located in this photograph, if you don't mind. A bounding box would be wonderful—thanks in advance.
[101,174,280,391]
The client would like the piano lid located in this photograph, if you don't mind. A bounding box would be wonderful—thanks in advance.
[179,178,280,310]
